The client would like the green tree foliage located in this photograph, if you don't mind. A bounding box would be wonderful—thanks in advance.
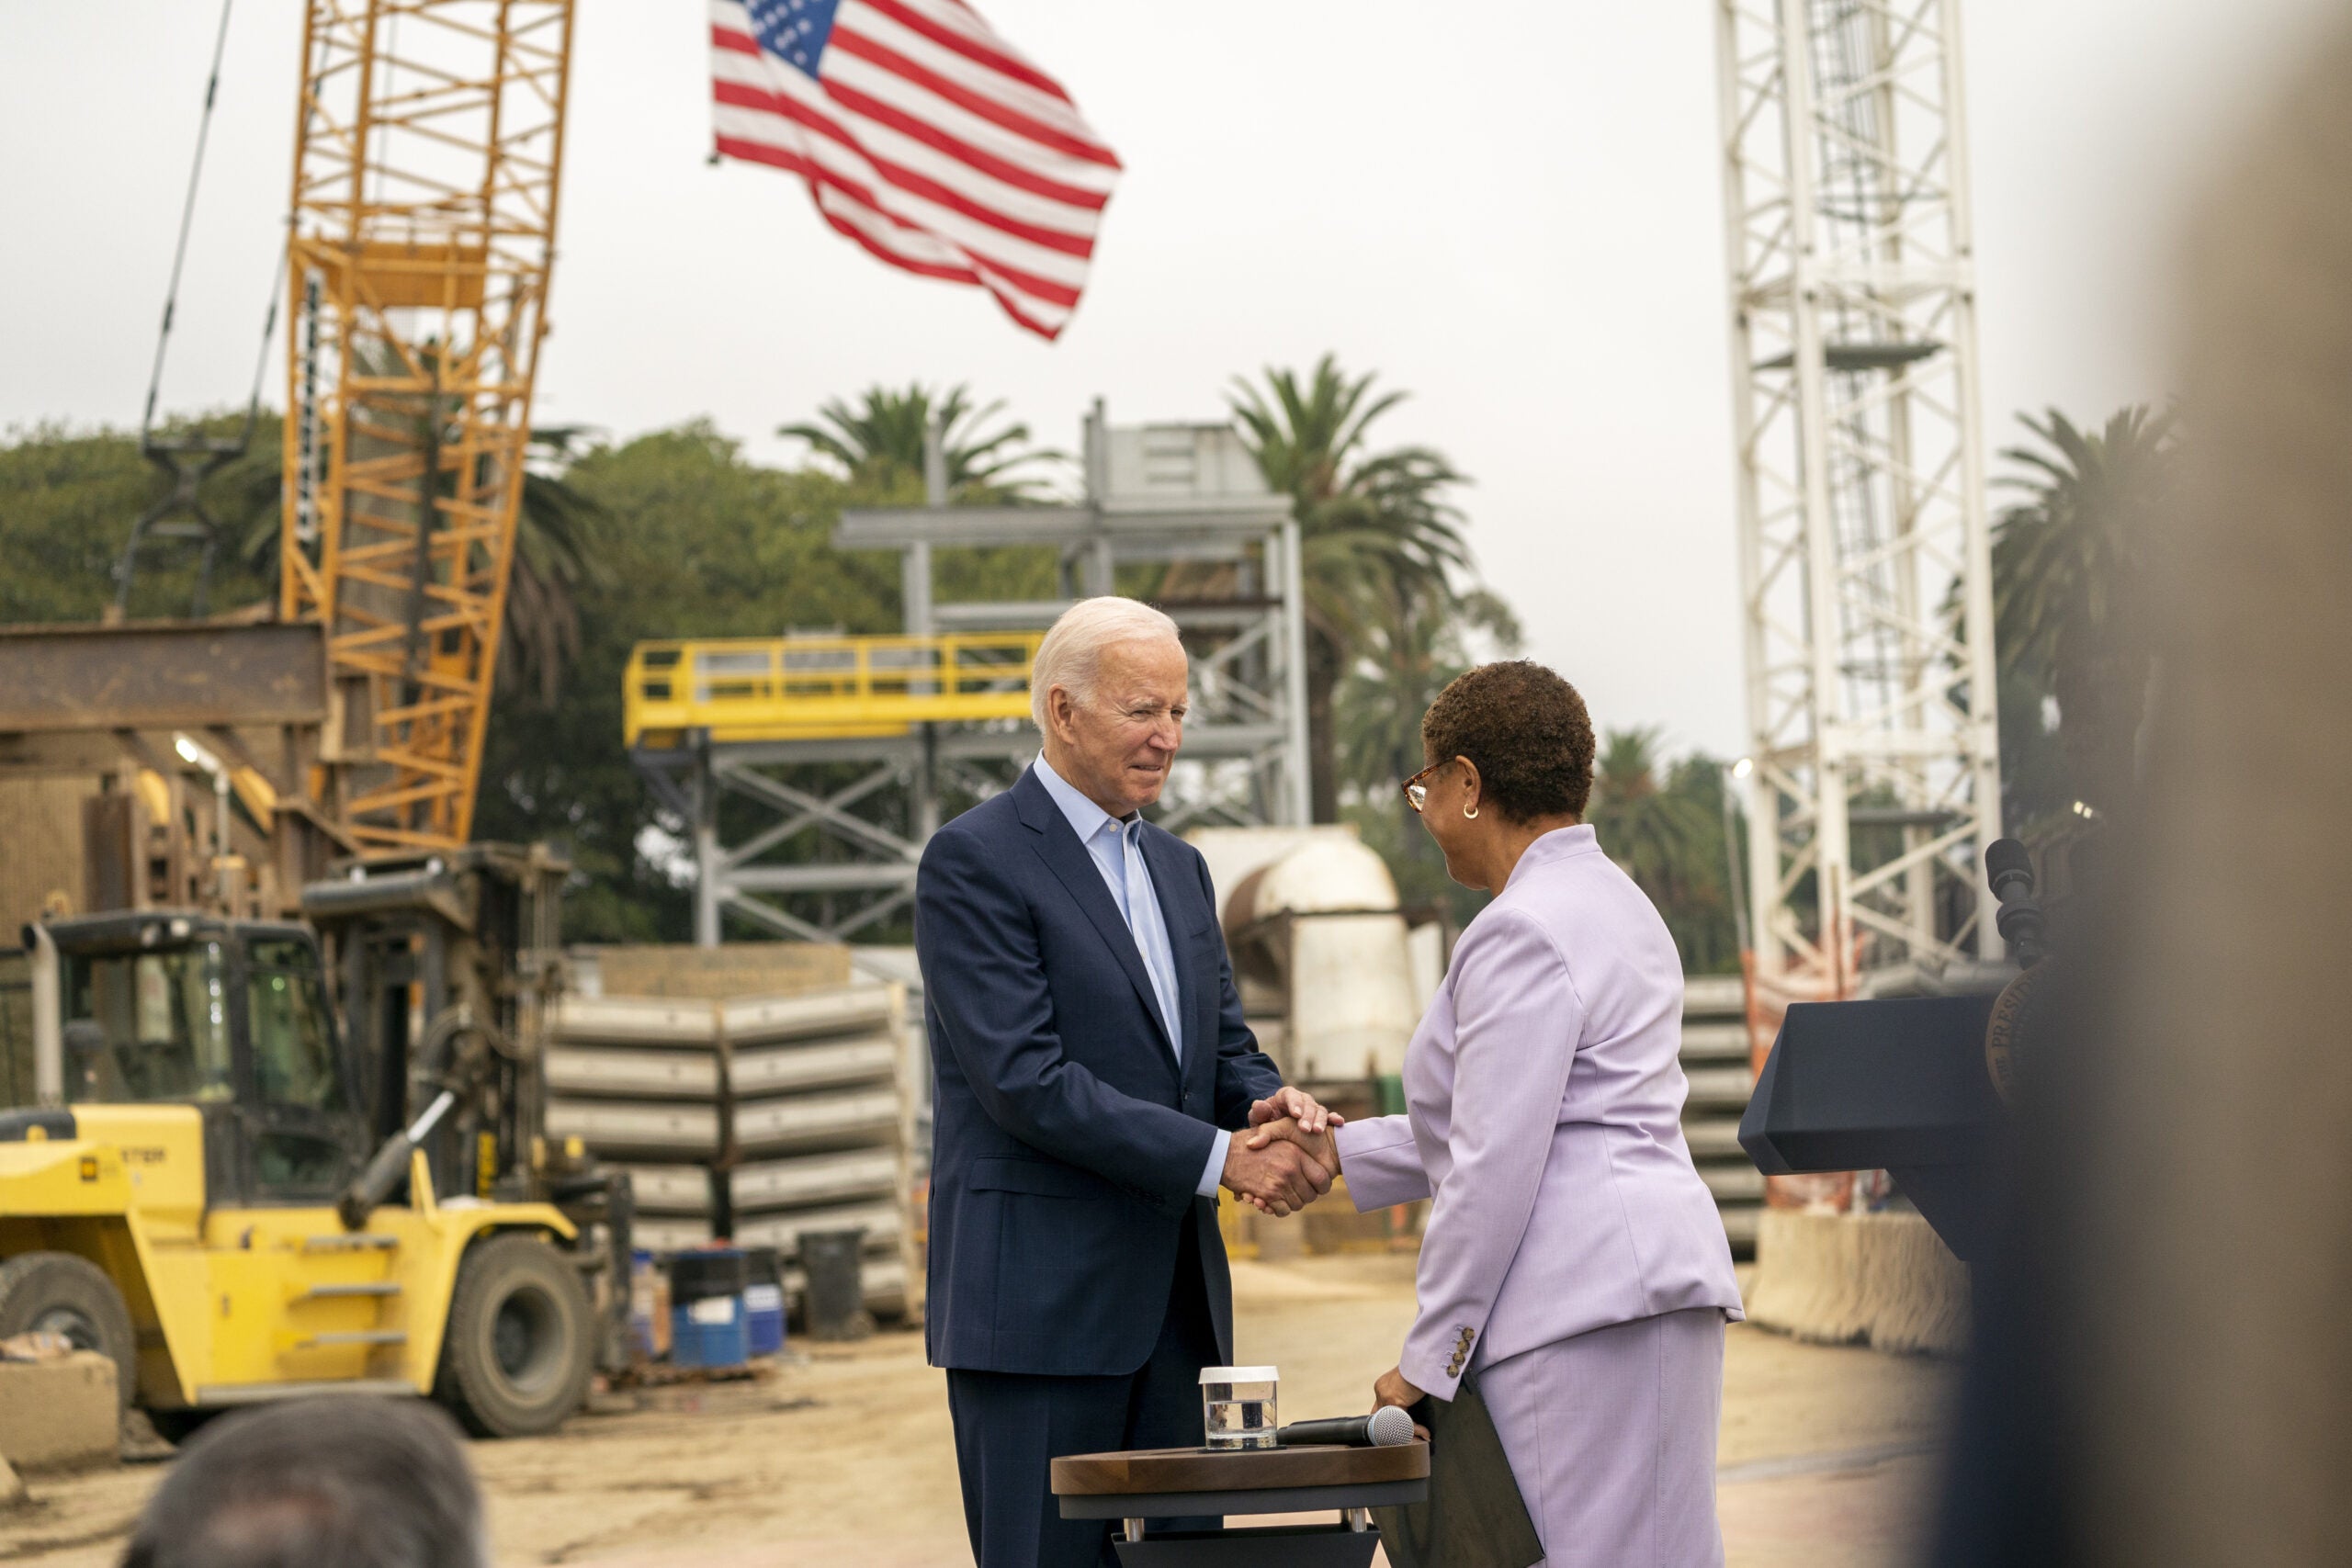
[1990,405,2177,826]
[1334,581,1520,927]
[249,338,617,709]
[780,382,1063,498]
[472,418,1058,944]
[1230,355,1470,822]
[500,428,612,706]
[1662,755,1744,975]
[1588,728,1741,973]
[472,423,906,941]
[7,372,1519,953]
[220,422,612,709]
[1,414,278,625]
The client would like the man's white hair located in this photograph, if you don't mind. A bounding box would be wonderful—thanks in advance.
[1030,596,1183,734]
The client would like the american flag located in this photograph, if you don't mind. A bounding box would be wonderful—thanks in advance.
[709,0,1122,341]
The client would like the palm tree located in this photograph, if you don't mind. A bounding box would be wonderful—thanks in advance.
[1991,405,2177,818]
[1588,728,1715,911]
[237,419,606,709]
[1337,583,1517,792]
[501,427,609,705]
[780,383,1060,499]
[1338,578,1519,822]
[1230,355,1471,820]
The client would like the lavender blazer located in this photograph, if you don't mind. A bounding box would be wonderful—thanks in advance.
[1335,825,1744,1398]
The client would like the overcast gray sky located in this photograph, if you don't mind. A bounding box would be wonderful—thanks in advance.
[3,0,2339,756]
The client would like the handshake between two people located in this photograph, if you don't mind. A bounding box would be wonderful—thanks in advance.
[1218,1086,1345,1217]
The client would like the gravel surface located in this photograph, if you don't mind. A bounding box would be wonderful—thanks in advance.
[0,1251,1956,1568]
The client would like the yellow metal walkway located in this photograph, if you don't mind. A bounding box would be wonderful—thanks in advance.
[624,633,1043,748]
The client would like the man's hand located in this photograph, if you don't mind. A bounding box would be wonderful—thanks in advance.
[1221,1133,1332,1217]
[1243,1115,1338,1182]
[1249,1086,1340,1135]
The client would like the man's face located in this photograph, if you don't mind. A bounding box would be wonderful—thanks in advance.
[1046,637,1190,816]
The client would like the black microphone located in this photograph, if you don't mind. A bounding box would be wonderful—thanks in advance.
[1984,838,2047,967]
[1275,1406,1417,1448]
[1984,838,2035,904]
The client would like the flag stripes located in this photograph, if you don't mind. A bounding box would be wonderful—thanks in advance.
[709,0,1119,339]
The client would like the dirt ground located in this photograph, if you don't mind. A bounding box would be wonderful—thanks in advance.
[0,1254,1954,1568]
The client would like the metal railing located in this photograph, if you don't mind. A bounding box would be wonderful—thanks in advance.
[624,633,1044,747]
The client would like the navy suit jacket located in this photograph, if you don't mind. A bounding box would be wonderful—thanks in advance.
[915,764,1283,1377]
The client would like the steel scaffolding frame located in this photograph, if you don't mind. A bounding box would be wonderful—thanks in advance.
[634,407,1312,944]
[1715,0,2004,993]
[280,0,576,851]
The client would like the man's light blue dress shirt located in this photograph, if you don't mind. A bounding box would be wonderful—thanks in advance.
[1031,754,1230,1199]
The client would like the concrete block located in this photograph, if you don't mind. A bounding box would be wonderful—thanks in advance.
[0,1353,119,1472]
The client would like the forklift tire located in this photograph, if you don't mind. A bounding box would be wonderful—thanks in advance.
[0,1252,137,1408]
[144,1408,220,1445]
[435,1233,594,1438]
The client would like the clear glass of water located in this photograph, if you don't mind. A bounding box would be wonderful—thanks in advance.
[1198,1365,1279,1450]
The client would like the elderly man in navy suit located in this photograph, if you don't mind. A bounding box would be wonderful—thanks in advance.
[916,595,1339,1568]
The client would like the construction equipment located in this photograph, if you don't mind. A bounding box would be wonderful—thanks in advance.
[101,2,575,855]
[0,847,630,1438]
[0,4,602,1436]
[630,406,1313,945]
[1714,0,2006,1018]
[277,0,578,853]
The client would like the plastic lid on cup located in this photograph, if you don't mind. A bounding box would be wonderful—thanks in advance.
[1199,1366,1279,1384]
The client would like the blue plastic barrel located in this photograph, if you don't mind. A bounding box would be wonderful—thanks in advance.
[668,1247,750,1369]
[743,1246,787,1357]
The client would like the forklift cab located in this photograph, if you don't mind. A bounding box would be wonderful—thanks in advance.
[45,911,368,1208]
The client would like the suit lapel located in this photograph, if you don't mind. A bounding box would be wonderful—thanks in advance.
[1014,769,1180,1062]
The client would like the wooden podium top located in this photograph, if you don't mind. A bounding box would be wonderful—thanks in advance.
[1051,1442,1430,1496]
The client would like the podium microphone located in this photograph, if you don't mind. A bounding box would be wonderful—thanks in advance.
[1275,1406,1417,1448]
[1985,838,2047,968]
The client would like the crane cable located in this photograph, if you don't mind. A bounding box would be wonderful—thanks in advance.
[140,0,285,450]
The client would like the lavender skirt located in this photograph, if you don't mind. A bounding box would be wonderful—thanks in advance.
[1474,1307,1728,1568]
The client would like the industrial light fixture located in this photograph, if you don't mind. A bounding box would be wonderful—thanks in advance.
[172,731,226,778]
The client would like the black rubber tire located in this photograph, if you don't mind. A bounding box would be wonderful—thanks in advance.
[0,1251,137,1408]
[143,1407,220,1445]
[435,1233,594,1438]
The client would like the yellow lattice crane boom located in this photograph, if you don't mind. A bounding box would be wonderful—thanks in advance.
[279,1,576,852]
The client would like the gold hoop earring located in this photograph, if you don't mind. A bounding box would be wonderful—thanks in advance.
[1463,804,1479,820]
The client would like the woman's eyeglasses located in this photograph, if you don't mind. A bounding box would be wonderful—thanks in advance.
[1400,760,1447,814]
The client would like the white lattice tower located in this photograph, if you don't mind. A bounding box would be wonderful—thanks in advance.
[1714,0,2004,1003]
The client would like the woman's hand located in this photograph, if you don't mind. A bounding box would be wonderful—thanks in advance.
[1372,1366,1424,1414]
[1249,1086,1341,1134]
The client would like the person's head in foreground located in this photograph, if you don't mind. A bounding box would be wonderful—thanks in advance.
[1405,659,1597,892]
[1030,595,1188,817]
[119,1396,487,1568]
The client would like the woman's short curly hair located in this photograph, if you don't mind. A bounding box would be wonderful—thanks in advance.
[1421,660,1596,822]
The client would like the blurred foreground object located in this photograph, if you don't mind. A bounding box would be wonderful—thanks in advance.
[1933,15,2352,1563]
[119,1396,486,1568]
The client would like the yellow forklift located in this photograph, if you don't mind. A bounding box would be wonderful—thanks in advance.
[0,846,631,1438]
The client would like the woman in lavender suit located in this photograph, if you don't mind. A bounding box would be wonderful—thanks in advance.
[1253,661,1745,1566]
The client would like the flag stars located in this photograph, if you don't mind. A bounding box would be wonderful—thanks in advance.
[745,0,840,79]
